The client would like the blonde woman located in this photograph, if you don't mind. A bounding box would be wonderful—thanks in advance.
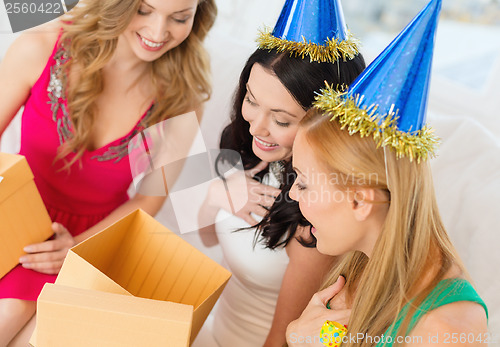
[287,111,488,346]
[0,0,216,344]
[286,0,488,345]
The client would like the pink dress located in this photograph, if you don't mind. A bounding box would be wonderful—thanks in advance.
[0,33,153,301]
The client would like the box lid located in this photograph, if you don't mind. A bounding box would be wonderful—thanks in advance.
[0,153,34,203]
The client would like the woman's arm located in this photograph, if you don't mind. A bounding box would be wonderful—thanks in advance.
[405,301,488,347]
[198,180,223,247]
[264,230,339,347]
[0,26,59,138]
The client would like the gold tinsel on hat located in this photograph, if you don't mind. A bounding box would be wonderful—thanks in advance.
[257,28,360,63]
[313,84,440,162]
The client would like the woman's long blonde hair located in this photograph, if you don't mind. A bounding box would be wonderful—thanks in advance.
[299,109,467,346]
[57,0,216,166]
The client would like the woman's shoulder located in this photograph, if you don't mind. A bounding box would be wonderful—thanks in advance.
[405,271,488,346]
[23,20,62,43]
[405,300,488,346]
[6,21,62,86]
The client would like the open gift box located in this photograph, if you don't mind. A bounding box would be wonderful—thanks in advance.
[0,152,52,279]
[31,209,231,346]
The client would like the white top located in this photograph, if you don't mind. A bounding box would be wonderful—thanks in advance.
[194,171,289,347]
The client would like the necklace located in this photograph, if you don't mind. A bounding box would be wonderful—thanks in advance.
[269,160,286,185]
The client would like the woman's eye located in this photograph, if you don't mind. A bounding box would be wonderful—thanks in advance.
[137,9,150,15]
[173,17,189,24]
[293,178,306,191]
[244,96,257,106]
[275,119,290,128]
[272,115,290,127]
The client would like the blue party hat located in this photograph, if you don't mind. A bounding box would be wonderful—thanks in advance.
[314,0,442,162]
[257,0,360,63]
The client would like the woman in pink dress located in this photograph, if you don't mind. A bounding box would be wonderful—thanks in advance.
[0,0,216,344]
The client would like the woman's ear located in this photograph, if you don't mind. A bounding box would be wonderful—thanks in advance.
[350,188,375,221]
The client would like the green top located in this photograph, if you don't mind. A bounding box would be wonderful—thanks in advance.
[376,278,488,346]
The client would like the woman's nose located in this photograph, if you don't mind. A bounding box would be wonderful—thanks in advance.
[289,180,298,201]
[150,17,168,42]
[249,112,269,137]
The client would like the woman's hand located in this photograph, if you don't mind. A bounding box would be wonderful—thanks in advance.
[286,276,350,346]
[207,161,281,225]
[19,222,76,275]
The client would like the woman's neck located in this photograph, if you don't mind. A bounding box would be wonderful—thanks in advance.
[408,247,462,299]
[104,35,151,80]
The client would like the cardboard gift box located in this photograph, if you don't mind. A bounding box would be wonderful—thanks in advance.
[0,152,52,279]
[35,284,193,347]
[31,209,231,346]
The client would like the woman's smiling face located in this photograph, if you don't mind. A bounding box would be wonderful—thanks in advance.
[121,0,198,62]
[241,63,307,162]
[289,129,373,256]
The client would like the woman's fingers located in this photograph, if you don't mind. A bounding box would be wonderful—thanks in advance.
[52,222,70,235]
[286,277,350,346]
[212,161,281,221]
[22,239,57,253]
[323,308,351,326]
[286,306,352,346]
[312,276,346,306]
[19,222,75,274]
[246,161,269,177]
[19,249,66,263]
[20,248,66,272]
[22,259,64,274]
[249,192,276,207]
[252,204,269,218]
[258,185,281,198]
[246,176,281,195]
[23,222,73,253]
[236,212,260,226]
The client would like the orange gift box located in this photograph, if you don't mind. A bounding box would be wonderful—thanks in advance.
[0,152,52,279]
[30,209,231,346]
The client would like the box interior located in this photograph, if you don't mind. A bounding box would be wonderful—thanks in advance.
[69,210,231,309]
